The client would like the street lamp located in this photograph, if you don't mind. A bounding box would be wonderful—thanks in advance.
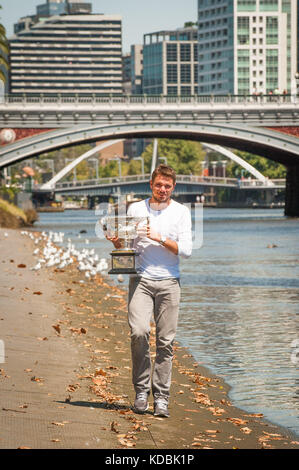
[159,156,168,166]
[211,161,218,177]
[43,159,55,178]
[133,156,144,176]
[151,138,158,174]
[89,158,99,180]
[111,156,122,178]
[220,160,227,179]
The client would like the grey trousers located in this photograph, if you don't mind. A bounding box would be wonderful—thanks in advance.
[128,276,181,401]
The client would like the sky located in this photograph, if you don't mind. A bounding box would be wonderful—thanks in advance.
[0,0,198,53]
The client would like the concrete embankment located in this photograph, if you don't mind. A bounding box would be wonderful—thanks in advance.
[0,227,298,450]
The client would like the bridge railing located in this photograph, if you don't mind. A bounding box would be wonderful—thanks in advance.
[55,173,151,189]
[52,175,286,191]
[2,93,297,106]
[238,178,286,188]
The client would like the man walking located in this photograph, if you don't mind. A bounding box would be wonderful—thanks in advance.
[108,164,192,417]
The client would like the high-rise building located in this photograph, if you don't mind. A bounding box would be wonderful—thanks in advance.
[122,53,132,93]
[36,0,92,18]
[197,0,297,95]
[36,0,68,19]
[122,45,143,95]
[143,26,198,95]
[9,0,122,95]
[130,44,143,95]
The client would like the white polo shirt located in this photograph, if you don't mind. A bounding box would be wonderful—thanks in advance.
[127,198,192,279]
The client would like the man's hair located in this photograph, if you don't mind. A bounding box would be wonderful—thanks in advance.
[151,164,176,184]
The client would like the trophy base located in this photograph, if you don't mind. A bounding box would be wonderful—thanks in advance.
[109,249,138,275]
[108,268,138,275]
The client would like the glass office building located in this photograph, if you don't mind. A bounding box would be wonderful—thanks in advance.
[197,0,297,94]
[9,1,122,95]
[36,0,92,18]
[143,27,198,95]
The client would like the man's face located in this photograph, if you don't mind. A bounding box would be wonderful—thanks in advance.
[150,174,175,204]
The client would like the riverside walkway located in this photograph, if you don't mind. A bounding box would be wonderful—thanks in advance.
[0,227,298,451]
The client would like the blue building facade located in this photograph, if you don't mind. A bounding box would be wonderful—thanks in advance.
[143,27,198,95]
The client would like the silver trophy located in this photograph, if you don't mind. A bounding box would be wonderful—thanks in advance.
[100,215,149,274]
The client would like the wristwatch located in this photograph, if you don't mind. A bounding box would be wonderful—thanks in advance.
[159,235,167,246]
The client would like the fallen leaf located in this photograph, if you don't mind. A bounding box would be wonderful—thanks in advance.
[208,407,226,415]
[17,264,26,268]
[67,384,79,392]
[118,438,136,447]
[110,421,119,433]
[227,417,248,426]
[51,439,60,442]
[69,327,87,334]
[33,291,42,295]
[240,427,252,434]
[66,288,75,294]
[92,377,107,387]
[262,432,282,437]
[52,324,61,335]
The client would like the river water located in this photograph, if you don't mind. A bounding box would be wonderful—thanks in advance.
[32,207,299,437]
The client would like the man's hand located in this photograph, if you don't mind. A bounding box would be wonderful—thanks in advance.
[146,225,161,243]
[136,224,161,243]
[136,224,179,255]
[106,235,122,249]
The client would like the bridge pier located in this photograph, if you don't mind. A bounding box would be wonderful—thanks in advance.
[285,165,299,217]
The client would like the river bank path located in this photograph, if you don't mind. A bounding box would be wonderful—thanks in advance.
[0,227,298,450]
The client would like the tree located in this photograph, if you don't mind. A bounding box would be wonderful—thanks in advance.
[0,11,9,90]
[141,139,205,175]
[184,22,198,28]
[224,150,286,179]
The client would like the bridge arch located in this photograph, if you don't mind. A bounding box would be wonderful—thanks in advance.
[41,139,272,190]
[0,122,298,170]
[41,139,124,189]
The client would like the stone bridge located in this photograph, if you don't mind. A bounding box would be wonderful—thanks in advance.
[0,94,298,215]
